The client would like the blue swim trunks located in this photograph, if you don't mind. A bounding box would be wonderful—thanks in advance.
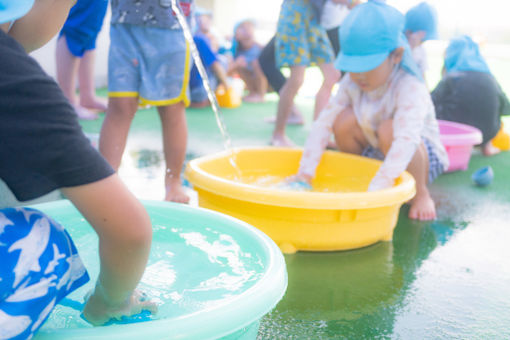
[275,0,334,68]
[108,24,192,107]
[0,208,89,340]
[59,0,108,57]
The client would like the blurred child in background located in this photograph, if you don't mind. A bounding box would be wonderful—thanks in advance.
[432,35,510,155]
[56,0,108,120]
[404,1,438,80]
[228,19,267,103]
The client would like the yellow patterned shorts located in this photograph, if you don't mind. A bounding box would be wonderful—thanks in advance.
[275,0,335,68]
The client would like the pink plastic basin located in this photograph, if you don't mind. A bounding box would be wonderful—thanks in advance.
[438,120,483,172]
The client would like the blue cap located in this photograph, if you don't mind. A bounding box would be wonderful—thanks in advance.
[444,35,491,74]
[0,0,34,24]
[404,2,438,41]
[335,1,422,80]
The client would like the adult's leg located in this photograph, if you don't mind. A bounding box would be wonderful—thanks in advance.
[272,65,306,146]
[99,97,139,170]
[377,120,436,221]
[157,103,190,203]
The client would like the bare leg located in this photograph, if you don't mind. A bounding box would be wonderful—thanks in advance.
[99,97,139,170]
[238,67,257,97]
[78,49,107,112]
[56,36,97,120]
[332,107,368,154]
[314,62,340,120]
[157,103,190,203]
[377,120,436,221]
[243,60,267,103]
[271,65,306,146]
[482,142,501,156]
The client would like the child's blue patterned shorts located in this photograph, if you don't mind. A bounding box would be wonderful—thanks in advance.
[0,208,89,340]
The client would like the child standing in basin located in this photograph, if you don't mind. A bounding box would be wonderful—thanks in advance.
[292,1,448,221]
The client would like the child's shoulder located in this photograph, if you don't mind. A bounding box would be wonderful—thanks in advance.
[395,70,428,94]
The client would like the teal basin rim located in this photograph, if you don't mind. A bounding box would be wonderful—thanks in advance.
[32,200,288,340]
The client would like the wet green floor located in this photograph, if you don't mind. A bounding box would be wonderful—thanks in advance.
[78,91,510,339]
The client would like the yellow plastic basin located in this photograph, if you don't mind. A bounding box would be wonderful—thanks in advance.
[185,147,416,253]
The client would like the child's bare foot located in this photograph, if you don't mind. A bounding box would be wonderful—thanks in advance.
[165,180,190,204]
[243,93,265,103]
[408,189,436,221]
[482,143,501,156]
[270,135,296,147]
[74,105,99,120]
[81,96,107,112]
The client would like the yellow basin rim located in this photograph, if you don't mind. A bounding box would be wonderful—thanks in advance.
[186,147,416,210]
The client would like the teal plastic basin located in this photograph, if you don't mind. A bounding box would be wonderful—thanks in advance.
[31,200,287,340]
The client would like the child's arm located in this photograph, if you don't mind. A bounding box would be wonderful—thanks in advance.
[211,61,229,88]
[297,77,351,180]
[8,0,76,52]
[61,174,156,325]
[368,80,429,191]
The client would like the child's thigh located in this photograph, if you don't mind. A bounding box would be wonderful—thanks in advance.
[333,108,362,135]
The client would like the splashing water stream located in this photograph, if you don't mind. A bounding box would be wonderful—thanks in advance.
[170,0,241,178]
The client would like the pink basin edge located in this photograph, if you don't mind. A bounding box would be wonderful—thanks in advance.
[438,120,483,146]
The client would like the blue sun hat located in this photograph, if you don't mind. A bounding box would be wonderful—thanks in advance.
[0,0,34,24]
[335,1,422,80]
[444,35,491,74]
[404,2,438,41]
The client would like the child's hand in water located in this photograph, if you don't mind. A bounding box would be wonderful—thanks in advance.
[83,288,158,326]
[368,175,394,191]
[283,174,313,191]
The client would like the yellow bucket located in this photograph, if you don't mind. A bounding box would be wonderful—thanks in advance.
[215,85,241,108]
[185,147,416,254]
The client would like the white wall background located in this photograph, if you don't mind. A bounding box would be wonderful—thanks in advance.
[30,0,510,87]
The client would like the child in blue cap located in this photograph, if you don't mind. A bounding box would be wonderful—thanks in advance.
[229,19,267,103]
[292,1,448,221]
[404,2,438,78]
[432,35,510,156]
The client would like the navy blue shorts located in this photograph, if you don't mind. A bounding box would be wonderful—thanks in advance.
[0,208,89,340]
[362,139,444,183]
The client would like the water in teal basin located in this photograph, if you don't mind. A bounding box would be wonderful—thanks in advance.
[31,200,287,340]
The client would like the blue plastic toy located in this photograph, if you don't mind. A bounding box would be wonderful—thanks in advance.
[471,166,494,187]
